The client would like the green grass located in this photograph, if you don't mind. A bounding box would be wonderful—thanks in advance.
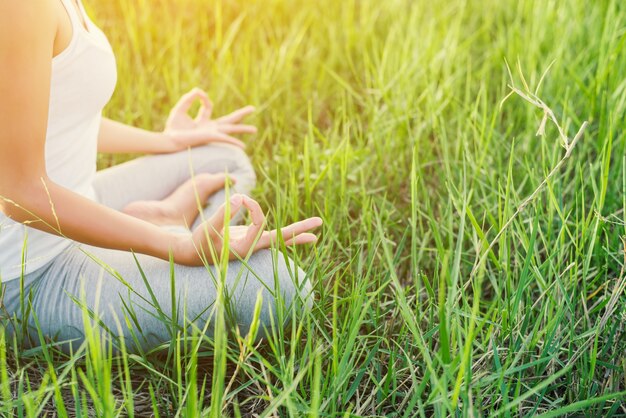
[2,0,626,416]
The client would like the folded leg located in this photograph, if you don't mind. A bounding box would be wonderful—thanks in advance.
[7,244,312,353]
[92,144,256,228]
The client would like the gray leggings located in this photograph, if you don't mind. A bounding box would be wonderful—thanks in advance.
[0,144,312,353]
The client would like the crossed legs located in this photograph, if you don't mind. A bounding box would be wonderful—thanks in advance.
[0,144,313,353]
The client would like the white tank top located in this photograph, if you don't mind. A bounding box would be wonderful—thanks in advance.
[0,0,117,281]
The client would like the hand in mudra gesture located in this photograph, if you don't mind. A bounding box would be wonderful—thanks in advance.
[164,87,257,150]
[175,194,322,266]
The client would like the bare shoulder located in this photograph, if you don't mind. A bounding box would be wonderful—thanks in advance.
[0,0,56,45]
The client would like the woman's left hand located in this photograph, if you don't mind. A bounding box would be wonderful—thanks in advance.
[164,87,257,151]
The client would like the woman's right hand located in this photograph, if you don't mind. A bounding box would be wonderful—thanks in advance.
[173,194,323,266]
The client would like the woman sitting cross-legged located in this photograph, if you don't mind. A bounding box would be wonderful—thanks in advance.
[0,0,321,353]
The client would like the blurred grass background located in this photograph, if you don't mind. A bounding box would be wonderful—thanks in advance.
[2,0,626,416]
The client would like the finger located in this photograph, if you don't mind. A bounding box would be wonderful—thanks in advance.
[218,124,258,135]
[255,231,319,250]
[172,88,206,116]
[210,132,247,149]
[257,217,323,248]
[207,193,244,234]
[178,130,246,149]
[277,217,323,240]
[195,95,213,122]
[171,129,246,149]
[284,233,318,246]
[216,106,256,124]
[241,196,266,245]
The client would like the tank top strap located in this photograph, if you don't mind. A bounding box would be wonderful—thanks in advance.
[58,0,89,32]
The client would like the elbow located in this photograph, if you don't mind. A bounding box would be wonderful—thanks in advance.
[0,196,29,222]
[0,175,51,221]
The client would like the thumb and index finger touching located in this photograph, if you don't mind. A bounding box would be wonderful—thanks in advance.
[175,87,257,124]
[171,87,211,117]
[205,194,323,250]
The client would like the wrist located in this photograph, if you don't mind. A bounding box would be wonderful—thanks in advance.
[143,227,186,262]
[157,131,183,153]
[168,231,192,263]
[162,228,216,266]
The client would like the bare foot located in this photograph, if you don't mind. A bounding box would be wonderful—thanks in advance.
[122,173,235,227]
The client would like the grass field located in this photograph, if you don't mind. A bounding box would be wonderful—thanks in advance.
[2,0,626,416]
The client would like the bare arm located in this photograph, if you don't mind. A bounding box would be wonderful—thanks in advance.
[98,117,178,154]
[98,89,257,154]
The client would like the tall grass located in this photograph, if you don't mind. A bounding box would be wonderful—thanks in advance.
[1,0,625,415]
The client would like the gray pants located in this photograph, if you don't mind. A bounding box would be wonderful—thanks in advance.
[0,144,313,353]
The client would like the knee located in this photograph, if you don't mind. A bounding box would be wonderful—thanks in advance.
[269,250,314,312]
[228,146,256,194]
[220,144,255,176]
[194,144,256,191]
[232,249,314,338]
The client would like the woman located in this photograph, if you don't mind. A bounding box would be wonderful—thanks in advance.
[0,0,321,352]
